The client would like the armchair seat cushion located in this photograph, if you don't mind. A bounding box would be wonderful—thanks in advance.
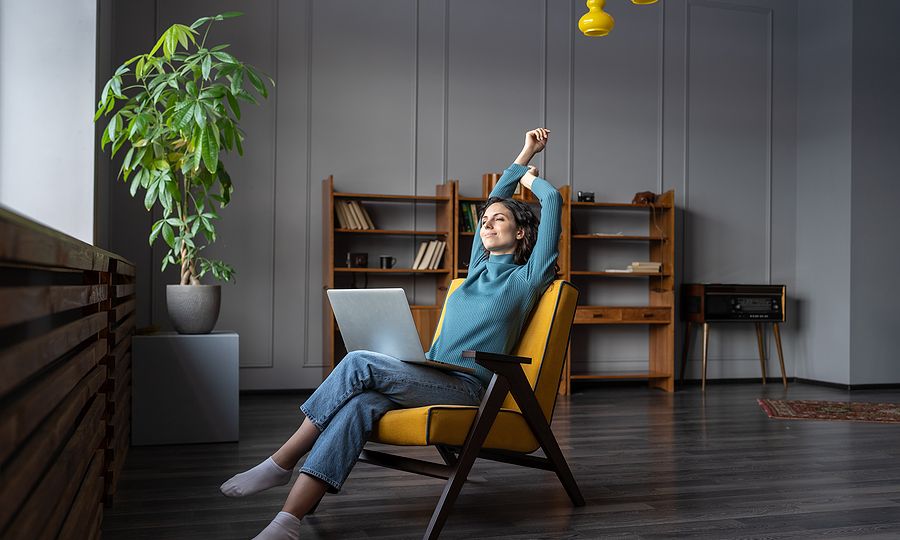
[372,405,539,454]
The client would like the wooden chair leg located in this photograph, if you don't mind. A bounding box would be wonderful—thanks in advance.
[498,364,584,507]
[424,374,508,540]
[436,445,457,467]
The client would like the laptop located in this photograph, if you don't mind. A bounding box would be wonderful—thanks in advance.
[326,288,473,374]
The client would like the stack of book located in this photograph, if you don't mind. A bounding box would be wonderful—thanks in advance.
[334,200,375,230]
[459,202,481,233]
[628,261,662,274]
[412,240,447,270]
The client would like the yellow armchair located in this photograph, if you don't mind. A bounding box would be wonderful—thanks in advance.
[359,279,584,539]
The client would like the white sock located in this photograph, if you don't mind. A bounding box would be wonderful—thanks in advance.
[220,457,292,497]
[252,511,301,540]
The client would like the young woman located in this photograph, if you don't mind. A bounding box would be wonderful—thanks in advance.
[221,128,563,540]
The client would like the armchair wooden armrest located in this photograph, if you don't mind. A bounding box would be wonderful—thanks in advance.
[462,350,532,366]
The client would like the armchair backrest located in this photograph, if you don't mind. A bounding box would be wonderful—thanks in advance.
[432,279,578,421]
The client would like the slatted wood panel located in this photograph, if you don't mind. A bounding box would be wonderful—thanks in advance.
[104,257,135,504]
[0,207,134,539]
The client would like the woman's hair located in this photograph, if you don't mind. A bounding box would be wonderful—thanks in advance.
[478,197,539,265]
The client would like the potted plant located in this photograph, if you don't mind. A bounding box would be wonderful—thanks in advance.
[96,12,272,334]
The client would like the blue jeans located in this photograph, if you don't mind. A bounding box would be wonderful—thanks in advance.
[298,350,485,492]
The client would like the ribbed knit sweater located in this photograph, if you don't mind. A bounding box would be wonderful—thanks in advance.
[426,163,563,385]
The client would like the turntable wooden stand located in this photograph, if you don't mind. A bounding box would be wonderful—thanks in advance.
[680,284,787,390]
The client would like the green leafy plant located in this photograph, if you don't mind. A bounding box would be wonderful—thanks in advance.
[96,12,272,285]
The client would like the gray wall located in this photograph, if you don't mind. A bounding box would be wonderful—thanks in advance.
[795,0,853,385]
[850,0,900,385]
[796,0,900,386]
[99,0,807,390]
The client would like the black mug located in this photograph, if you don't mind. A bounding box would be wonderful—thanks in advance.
[577,191,595,202]
[379,255,397,269]
[347,252,368,268]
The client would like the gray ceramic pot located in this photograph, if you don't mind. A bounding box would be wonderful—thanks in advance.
[166,284,221,334]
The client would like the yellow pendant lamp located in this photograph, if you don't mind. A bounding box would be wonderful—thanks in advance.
[579,0,659,37]
[578,0,614,37]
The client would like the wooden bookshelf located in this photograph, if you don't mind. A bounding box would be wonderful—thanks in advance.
[563,190,676,393]
[323,176,455,377]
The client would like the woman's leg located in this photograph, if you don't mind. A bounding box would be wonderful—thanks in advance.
[230,349,482,497]
[297,389,398,494]
[299,350,484,432]
[221,417,322,497]
[251,391,396,540]
[271,416,320,469]
[252,354,484,538]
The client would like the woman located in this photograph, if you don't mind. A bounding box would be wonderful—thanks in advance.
[221,128,563,540]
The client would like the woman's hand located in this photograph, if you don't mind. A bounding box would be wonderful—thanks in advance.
[514,127,551,166]
[524,128,550,154]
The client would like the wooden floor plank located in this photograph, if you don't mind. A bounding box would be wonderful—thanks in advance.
[102,383,900,539]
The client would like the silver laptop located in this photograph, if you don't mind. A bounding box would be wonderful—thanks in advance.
[326,288,473,374]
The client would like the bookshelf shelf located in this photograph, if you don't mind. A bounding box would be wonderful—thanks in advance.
[570,201,673,209]
[334,229,449,236]
[334,268,450,274]
[569,271,668,277]
[571,234,666,241]
[570,372,671,381]
[334,193,451,202]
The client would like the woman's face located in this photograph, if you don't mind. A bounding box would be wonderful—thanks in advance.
[480,202,523,255]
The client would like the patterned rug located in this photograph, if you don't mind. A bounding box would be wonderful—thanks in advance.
[758,399,900,424]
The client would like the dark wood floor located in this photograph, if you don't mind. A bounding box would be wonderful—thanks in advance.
[101,382,900,539]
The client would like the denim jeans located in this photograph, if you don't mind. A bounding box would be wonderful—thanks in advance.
[298,350,485,492]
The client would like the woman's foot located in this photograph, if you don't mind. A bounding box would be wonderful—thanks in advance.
[252,511,301,540]
[220,457,292,497]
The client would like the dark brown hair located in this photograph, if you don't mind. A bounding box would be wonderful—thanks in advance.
[478,197,539,265]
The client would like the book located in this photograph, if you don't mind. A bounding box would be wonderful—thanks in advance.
[460,204,473,232]
[411,241,429,270]
[353,201,376,229]
[429,241,446,269]
[340,201,357,229]
[629,261,661,274]
[334,202,349,229]
[348,201,368,229]
[417,240,438,270]
[468,203,480,232]
[339,201,360,229]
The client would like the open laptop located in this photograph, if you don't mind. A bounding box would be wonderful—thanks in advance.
[326,288,473,374]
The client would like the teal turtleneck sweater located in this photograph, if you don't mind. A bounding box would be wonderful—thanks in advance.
[426,163,563,385]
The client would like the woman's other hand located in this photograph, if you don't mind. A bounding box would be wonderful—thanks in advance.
[521,166,539,191]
